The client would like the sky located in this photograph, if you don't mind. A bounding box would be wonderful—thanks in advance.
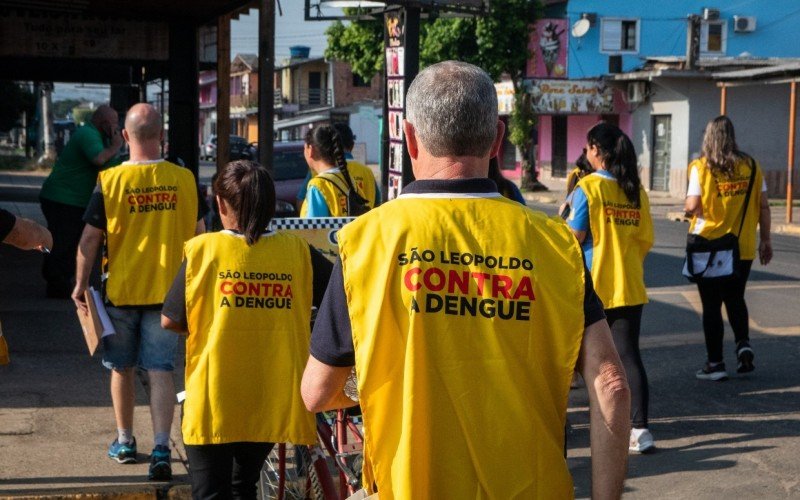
[53,2,335,102]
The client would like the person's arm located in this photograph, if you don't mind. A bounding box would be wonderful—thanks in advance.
[90,128,123,168]
[567,187,590,244]
[301,258,357,411]
[758,194,772,265]
[72,225,104,314]
[684,164,703,217]
[577,319,631,500]
[301,356,357,412]
[161,261,188,334]
[3,217,53,251]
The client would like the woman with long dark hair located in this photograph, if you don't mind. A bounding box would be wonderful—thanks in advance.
[300,125,374,217]
[567,122,655,453]
[160,160,332,499]
[685,116,772,381]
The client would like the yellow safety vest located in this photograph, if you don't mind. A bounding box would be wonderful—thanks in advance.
[182,231,316,445]
[99,161,197,306]
[338,194,586,499]
[579,173,653,309]
[300,163,376,217]
[688,157,763,260]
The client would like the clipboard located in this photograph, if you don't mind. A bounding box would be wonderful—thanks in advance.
[77,290,104,356]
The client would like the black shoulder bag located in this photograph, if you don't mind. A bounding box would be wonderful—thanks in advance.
[317,170,371,217]
[682,158,756,283]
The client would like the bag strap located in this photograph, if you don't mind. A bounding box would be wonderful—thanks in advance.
[316,172,350,197]
[735,157,757,237]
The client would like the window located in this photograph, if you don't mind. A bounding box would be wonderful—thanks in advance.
[352,73,372,88]
[601,18,639,54]
[701,20,727,54]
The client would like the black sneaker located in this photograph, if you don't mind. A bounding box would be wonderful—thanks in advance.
[148,445,172,481]
[736,342,755,373]
[696,362,729,381]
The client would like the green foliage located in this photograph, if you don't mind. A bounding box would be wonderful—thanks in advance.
[72,107,94,125]
[0,82,35,133]
[324,18,383,81]
[508,90,535,149]
[419,18,479,68]
[475,0,537,82]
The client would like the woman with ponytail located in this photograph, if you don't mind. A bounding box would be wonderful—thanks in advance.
[300,124,375,217]
[566,121,656,453]
[160,160,333,498]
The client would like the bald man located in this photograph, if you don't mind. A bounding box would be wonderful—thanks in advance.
[73,103,205,481]
[40,104,124,298]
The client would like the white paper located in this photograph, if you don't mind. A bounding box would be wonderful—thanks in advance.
[89,287,116,338]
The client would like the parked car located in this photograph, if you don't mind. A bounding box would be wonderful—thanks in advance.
[204,141,308,219]
[271,141,309,217]
[202,135,250,162]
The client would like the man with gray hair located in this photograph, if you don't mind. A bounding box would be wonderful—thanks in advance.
[301,61,630,498]
[40,104,123,298]
[73,103,205,481]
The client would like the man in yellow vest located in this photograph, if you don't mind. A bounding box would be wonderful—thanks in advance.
[301,61,631,499]
[72,103,205,481]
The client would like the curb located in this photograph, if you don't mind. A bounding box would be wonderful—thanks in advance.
[2,484,191,500]
[666,211,800,237]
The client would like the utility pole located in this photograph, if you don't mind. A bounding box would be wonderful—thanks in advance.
[258,0,275,170]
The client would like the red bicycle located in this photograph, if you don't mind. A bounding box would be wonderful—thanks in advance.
[260,409,364,500]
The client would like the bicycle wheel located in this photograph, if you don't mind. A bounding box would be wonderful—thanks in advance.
[260,444,318,500]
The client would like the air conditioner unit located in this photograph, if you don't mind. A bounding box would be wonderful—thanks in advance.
[702,8,720,21]
[734,15,756,33]
[627,82,647,104]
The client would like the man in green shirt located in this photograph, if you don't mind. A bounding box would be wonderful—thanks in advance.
[39,104,123,298]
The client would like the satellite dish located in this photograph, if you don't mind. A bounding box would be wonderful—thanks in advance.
[571,18,591,38]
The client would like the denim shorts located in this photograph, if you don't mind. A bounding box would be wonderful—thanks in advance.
[102,308,178,371]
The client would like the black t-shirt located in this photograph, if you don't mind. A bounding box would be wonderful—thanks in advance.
[310,178,607,367]
[161,238,334,330]
[0,209,16,242]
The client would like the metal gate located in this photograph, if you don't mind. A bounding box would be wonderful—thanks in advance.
[651,115,671,191]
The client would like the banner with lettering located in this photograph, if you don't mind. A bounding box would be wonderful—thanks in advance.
[526,79,614,114]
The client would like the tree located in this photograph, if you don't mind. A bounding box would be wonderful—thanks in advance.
[0,82,35,133]
[325,0,545,190]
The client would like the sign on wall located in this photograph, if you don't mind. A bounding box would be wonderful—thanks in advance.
[527,19,568,79]
[0,12,168,60]
[385,9,407,201]
[526,79,613,114]
[495,81,515,116]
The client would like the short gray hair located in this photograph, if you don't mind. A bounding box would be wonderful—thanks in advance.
[405,61,498,158]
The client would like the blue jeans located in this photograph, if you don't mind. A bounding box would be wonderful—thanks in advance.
[102,308,178,371]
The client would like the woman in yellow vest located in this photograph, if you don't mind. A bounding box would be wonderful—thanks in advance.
[685,116,772,381]
[300,125,375,217]
[567,122,655,453]
[160,160,332,499]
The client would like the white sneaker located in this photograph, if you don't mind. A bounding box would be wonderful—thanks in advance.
[629,428,655,453]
